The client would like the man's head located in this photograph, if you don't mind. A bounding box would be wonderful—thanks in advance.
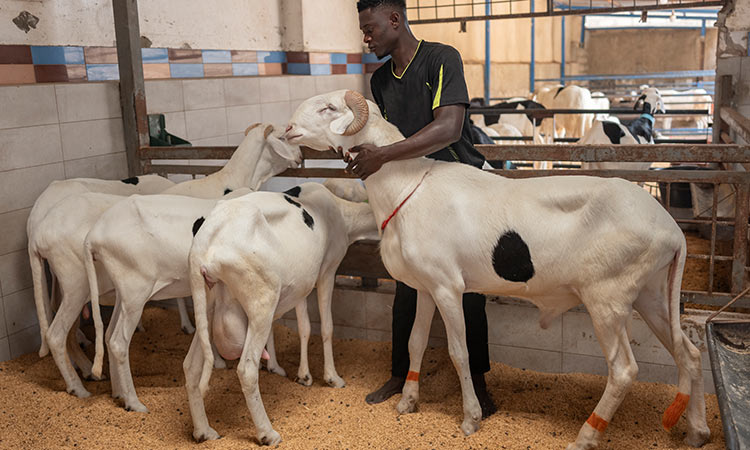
[357,0,407,59]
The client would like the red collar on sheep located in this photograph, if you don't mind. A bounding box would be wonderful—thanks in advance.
[381,168,430,231]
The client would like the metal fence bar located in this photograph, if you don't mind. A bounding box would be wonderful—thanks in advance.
[731,183,750,294]
[407,0,724,23]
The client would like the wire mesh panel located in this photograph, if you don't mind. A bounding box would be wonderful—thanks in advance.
[406,0,725,23]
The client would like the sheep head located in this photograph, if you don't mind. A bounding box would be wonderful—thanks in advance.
[634,87,666,115]
[284,90,374,150]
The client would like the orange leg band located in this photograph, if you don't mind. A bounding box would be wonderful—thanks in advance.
[662,392,690,430]
[406,371,419,382]
[586,412,609,433]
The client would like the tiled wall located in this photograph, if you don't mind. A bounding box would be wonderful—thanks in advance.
[281,288,720,394]
[0,45,385,85]
[0,81,128,360]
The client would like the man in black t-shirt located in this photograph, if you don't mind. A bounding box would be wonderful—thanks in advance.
[349,0,496,418]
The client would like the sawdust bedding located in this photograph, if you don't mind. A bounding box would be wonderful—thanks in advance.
[0,307,725,449]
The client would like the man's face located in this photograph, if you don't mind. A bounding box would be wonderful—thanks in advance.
[358,6,397,59]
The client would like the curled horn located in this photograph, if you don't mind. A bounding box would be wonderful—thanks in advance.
[244,122,262,136]
[263,125,274,139]
[343,90,369,136]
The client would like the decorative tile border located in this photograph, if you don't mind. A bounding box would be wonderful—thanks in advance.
[0,45,388,85]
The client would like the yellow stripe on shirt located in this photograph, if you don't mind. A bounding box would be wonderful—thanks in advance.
[432,64,444,110]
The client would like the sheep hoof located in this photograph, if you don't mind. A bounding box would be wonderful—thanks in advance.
[258,429,281,446]
[325,375,346,388]
[68,388,91,399]
[396,396,417,414]
[267,366,287,377]
[85,372,107,382]
[565,441,596,450]
[295,374,313,387]
[194,428,221,442]
[182,325,196,335]
[686,427,710,448]
[124,401,149,413]
[460,418,480,436]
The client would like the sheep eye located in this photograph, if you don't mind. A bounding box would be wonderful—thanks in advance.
[327,104,337,111]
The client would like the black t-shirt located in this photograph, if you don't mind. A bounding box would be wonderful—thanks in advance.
[370,40,485,168]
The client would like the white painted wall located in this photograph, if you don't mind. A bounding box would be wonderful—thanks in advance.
[1,0,363,52]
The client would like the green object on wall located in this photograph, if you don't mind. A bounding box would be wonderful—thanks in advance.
[148,114,191,147]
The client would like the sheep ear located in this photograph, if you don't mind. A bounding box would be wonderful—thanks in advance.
[267,135,302,162]
[329,110,355,135]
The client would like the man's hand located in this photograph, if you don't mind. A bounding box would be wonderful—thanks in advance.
[345,144,388,180]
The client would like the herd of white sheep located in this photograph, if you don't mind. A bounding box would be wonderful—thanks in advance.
[25,89,712,450]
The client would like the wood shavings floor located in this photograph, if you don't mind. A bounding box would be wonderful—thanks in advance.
[0,307,725,449]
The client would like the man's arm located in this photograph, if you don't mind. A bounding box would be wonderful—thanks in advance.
[345,104,465,179]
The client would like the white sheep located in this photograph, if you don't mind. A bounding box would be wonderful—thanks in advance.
[83,126,301,412]
[581,87,666,171]
[184,182,378,445]
[28,174,177,356]
[281,90,710,450]
[37,124,299,401]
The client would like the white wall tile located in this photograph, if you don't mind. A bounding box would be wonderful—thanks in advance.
[489,344,562,373]
[3,288,36,335]
[486,302,562,352]
[145,80,184,113]
[562,311,601,358]
[183,79,226,111]
[226,105,262,134]
[55,83,121,123]
[366,328,391,342]
[305,291,320,323]
[0,336,9,362]
[189,136,228,146]
[0,125,63,172]
[227,133,246,146]
[0,85,58,130]
[289,76,317,100]
[0,163,65,214]
[331,289,366,328]
[332,325,366,341]
[261,101,291,126]
[163,111,188,139]
[0,295,6,339]
[0,208,31,256]
[314,74,366,96]
[60,118,125,160]
[562,353,608,376]
[0,251,32,296]
[185,107,228,140]
[63,152,128,180]
[224,77,260,106]
[259,77,290,104]
[636,361,678,385]
[364,290,392,331]
[9,324,40,359]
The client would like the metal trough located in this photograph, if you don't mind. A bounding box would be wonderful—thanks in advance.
[705,288,750,450]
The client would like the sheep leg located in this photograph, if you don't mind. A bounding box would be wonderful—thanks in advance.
[317,272,345,388]
[107,296,149,412]
[397,290,436,414]
[294,299,313,386]
[184,331,220,442]
[432,285,482,436]
[567,294,638,450]
[107,299,124,399]
[263,328,286,377]
[177,297,196,334]
[46,288,91,398]
[66,316,95,380]
[634,283,709,447]
[236,308,281,446]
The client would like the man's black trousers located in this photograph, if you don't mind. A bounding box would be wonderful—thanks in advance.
[391,281,491,377]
